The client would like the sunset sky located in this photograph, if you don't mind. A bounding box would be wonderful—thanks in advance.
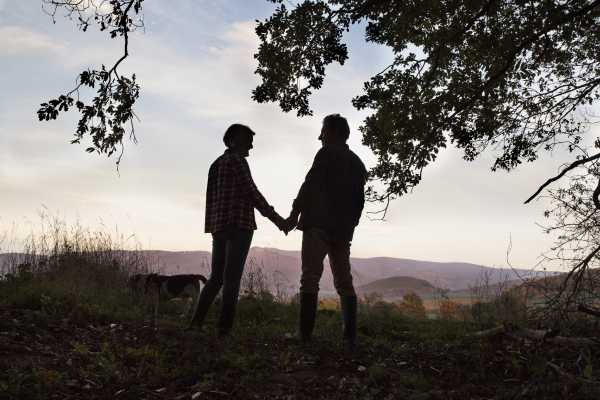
[1,0,594,271]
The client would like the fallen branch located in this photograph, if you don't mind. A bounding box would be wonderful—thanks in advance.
[468,324,597,347]
[548,361,598,384]
[467,325,505,338]
[578,303,600,318]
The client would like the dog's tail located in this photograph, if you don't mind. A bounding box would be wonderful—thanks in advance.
[193,274,208,284]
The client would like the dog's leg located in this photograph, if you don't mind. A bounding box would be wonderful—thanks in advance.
[181,298,190,317]
[184,288,199,318]
[153,293,159,317]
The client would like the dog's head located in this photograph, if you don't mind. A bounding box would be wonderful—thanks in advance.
[125,274,147,295]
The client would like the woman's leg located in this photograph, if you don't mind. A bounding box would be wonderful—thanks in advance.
[218,225,254,336]
[189,229,227,327]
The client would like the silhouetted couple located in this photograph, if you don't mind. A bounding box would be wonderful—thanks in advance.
[190,114,366,346]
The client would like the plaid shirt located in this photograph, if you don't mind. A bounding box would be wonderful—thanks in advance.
[205,150,278,233]
[293,143,367,241]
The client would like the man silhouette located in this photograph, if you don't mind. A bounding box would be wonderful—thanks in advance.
[285,114,367,345]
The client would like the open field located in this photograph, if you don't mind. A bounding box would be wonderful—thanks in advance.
[388,293,476,313]
[422,298,475,311]
[387,293,473,303]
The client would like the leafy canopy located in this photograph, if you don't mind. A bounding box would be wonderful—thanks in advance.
[253,0,600,204]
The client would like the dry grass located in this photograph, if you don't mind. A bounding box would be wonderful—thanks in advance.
[0,210,164,314]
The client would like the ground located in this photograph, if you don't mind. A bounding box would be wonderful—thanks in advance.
[0,299,599,400]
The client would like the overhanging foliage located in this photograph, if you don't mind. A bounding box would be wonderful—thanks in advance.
[253,0,600,204]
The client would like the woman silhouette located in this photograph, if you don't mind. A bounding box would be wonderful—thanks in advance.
[190,124,287,336]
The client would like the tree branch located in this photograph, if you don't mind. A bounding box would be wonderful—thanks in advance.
[428,0,496,57]
[593,176,600,210]
[524,152,600,204]
[435,0,600,137]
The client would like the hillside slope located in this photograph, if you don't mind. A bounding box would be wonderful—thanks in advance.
[356,276,438,298]
[2,248,527,292]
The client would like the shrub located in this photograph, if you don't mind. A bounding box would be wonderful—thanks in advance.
[396,292,427,318]
[471,293,530,325]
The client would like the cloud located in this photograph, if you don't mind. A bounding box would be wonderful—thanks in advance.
[0,26,66,57]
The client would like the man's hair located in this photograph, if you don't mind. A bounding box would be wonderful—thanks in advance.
[322,114,350,141]
[223,124,255,148]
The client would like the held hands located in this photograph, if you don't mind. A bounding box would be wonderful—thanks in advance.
[274,210,300,235]
[274,215,290,235]
[285,210,300,232]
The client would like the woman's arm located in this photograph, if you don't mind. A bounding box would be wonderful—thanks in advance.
[231,155,287,233]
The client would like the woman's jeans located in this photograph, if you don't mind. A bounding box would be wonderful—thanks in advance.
[190,224,253,327]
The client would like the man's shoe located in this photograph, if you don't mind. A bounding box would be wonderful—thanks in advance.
[285,292,318,342]
[340,295,357,346]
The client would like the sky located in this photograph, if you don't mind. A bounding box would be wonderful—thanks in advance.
[0,0,594,270]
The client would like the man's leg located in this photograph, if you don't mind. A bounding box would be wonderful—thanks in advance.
[289,228,329,341]
[190,230,227,327]
[218,226,253,337]
[329,239,357,346]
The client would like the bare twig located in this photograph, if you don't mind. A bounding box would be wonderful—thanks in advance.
[525,153,600,204]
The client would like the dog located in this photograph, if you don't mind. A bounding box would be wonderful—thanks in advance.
[125,273,208,317]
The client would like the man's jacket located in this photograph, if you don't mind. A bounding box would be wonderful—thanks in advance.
[293,143,366,241]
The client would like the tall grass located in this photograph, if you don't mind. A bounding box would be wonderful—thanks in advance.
[0,211,163,319]
[0,211,300,325]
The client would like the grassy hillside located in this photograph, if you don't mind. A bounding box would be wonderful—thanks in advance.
[356,276,438,298]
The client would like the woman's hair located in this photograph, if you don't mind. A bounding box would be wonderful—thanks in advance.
[322,114,350,141]
[223,124,255,148]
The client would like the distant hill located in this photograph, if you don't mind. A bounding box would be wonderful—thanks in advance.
[356,276,437,298]
[2,247,531,293]
[348,256,530,290]
[155,250,211,274]
[267,248,531,290]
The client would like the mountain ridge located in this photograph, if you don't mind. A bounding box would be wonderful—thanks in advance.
[1,247,529,292]
[156,247,529,291]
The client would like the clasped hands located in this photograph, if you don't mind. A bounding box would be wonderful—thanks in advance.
[274,210,300,236]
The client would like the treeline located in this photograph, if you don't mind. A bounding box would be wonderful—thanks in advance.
[507,268,600,300]
[356,276,437,299]
[319,291,428,319]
